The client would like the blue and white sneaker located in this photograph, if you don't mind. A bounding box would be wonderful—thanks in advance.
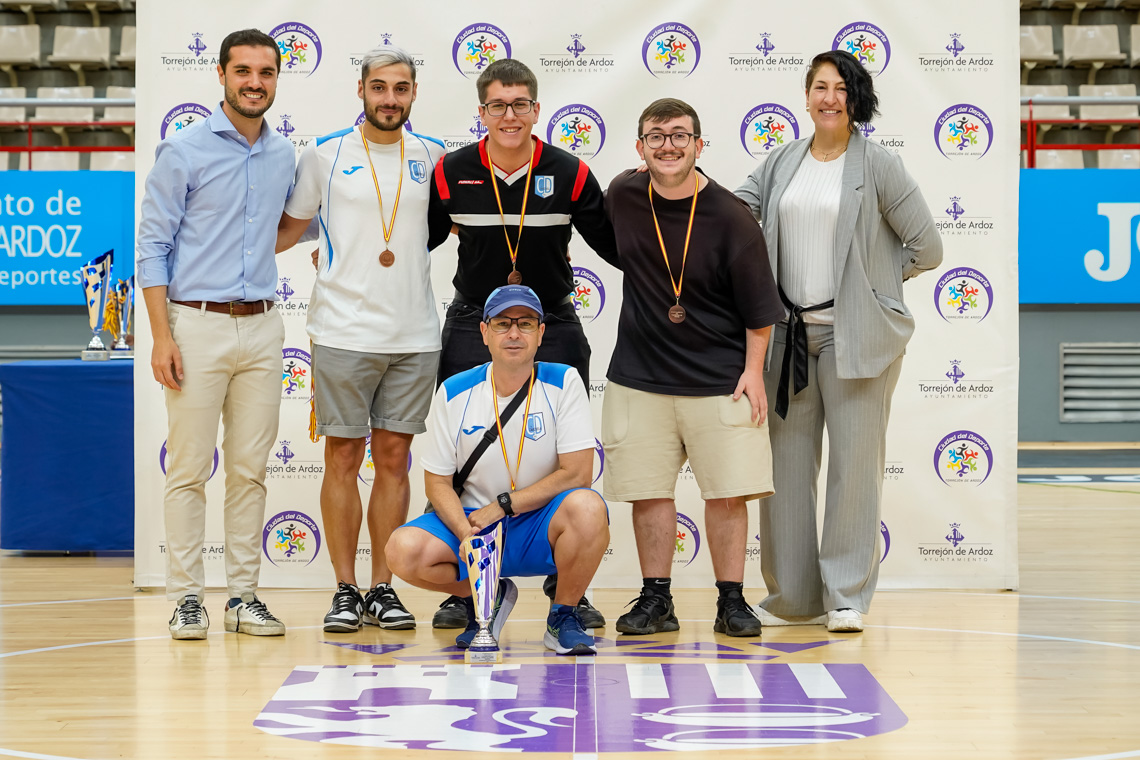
[544,603,598,655]
[455,578,518,649]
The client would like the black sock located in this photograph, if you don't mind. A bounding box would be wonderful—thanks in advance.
[715,580,744,597]
[643,577,671,596]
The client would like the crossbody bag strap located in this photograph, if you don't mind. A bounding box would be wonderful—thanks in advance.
[453,376,531,497]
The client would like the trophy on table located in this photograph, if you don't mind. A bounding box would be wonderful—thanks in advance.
[109,276,134,359]
[459,522,505,664]
[80,251,113,361]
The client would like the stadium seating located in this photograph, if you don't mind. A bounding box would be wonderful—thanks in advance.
[0,25,41,87]
[1062,24,1127,82]
[0,1,59,24]
[1034,148,1088,167]
[1077,83,1138,139]
[0,86,27,126]
[89,150,132,171]
[1097,148,1140,166]
[47,26,112,86]
[1021,25,1060,82]
[115,25,135,67]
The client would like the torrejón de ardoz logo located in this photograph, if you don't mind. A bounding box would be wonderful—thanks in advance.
[919,32,994,74]
[856,120,905,155]
[347,34,425,73]
[728,32,805,73]
[256,662,908,750]
[539,33,616,75]
[159,32,218,71]
[275,277,309,317]
[442,112,487,151]
[918,522,995,563]
[918,359,995,400]
[267,438,322,481]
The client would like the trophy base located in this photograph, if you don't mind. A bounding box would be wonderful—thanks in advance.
[81,349,109,361]
[465,647,502,664]
[108,349,134,359]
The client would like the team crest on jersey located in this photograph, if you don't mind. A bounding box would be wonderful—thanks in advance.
[535,175,554,198]
[408,159,428,183]
[525,412,546,441]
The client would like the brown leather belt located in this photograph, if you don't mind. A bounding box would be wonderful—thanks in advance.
[171,299,271,316]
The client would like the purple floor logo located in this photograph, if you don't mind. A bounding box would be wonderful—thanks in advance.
[643,22,701,77]
[935,267,993,323]
[833,22,891,75]
[160,103,210,140]
[255,663,908,751]
[934,104,993,159]
[547,104,606,159]
[271,22,322,77]
[263,510,321,567]
[675,513,701,567]
[934,430,993,486]
[159,440,218,479]
[281,347,311,400]
[453,24,511,78]
[740,104,799,159]
[571,267,606,322]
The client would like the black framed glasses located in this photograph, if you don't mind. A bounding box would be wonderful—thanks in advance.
[481,100,536,117]
[487,315,541,333]
[639,132,698,149]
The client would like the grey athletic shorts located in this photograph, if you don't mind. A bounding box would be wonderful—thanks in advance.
[312,344,440,438]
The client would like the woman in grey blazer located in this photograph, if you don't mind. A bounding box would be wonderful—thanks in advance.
[735,50,942,632]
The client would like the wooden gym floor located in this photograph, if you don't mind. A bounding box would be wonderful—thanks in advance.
[0,479,1138,759]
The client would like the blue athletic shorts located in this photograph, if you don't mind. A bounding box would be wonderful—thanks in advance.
[403,487,606,581]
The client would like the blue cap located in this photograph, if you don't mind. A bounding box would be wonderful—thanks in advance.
[483,285,544,321]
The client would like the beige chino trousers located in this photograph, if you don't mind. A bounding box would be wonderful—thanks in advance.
[162,301,284,601]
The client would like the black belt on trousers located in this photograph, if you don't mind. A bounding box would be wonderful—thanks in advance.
[774,285,835,420]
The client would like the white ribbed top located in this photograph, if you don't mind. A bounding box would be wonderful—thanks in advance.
[777,150,846,325]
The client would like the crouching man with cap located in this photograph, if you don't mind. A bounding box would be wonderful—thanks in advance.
[386,285,609,655]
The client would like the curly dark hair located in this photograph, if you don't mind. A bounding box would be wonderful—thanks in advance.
[804,50,879,129]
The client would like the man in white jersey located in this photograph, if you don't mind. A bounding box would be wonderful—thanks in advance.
[386,286,609,655]
[276,45,446,633]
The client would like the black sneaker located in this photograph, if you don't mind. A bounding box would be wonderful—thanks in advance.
[432,595,470,629]
[615,588,679,635]
[323,581,364,633]
[363,583,416,630]
[543,574,606,629]
[714,587,762,637]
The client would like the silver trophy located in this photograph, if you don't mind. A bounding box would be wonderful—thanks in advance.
[80,251,113,361]
[109,276,134,358]
[460,522,505,664]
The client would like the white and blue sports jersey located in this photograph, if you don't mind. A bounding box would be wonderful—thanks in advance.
[285,125,446,354]
[421,362,594,511]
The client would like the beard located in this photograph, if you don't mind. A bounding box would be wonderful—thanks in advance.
[224,84,274,119]
[364,100,411,132]
[646,149,697,189]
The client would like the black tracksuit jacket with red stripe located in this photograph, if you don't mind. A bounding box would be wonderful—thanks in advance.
[428,136,620,309]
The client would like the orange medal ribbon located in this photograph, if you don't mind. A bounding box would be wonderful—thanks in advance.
[648,173,700,323]
[491,366,535,493]
[488,140,536,281]
[361,128,404,266]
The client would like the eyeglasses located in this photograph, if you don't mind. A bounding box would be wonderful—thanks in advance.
[481,100,536,117]
[487,315,541,333]
[639,132,698,149]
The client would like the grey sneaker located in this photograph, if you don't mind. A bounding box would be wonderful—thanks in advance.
[323,582,364,633]
[224,593,285,636]
[169,595,209,640]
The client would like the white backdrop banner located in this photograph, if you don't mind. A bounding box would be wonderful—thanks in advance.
[134,0,1020,592]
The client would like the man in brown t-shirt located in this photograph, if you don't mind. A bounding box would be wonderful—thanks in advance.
[603,98,783,638]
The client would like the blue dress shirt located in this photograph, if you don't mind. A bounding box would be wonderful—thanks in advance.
[136,104,295,302]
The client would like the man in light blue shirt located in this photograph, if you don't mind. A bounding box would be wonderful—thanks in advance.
[137,28,295,641]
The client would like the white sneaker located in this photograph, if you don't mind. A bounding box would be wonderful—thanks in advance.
[752,604,826,626]
[169,595,209,640]
[224,593,285,636]
[826,609,864,632]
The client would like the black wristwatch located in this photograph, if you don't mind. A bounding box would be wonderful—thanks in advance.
[497,492,515,517]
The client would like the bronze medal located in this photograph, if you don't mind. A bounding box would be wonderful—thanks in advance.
[668,304,687,324]
[379,250,395,268]
[360,130,404,269]
[507,270,523,285]
[648,175,700,330]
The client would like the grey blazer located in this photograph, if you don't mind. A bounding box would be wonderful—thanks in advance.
[736,131,943,380]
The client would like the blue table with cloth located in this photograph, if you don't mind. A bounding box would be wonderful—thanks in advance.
[0,359,133,551]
